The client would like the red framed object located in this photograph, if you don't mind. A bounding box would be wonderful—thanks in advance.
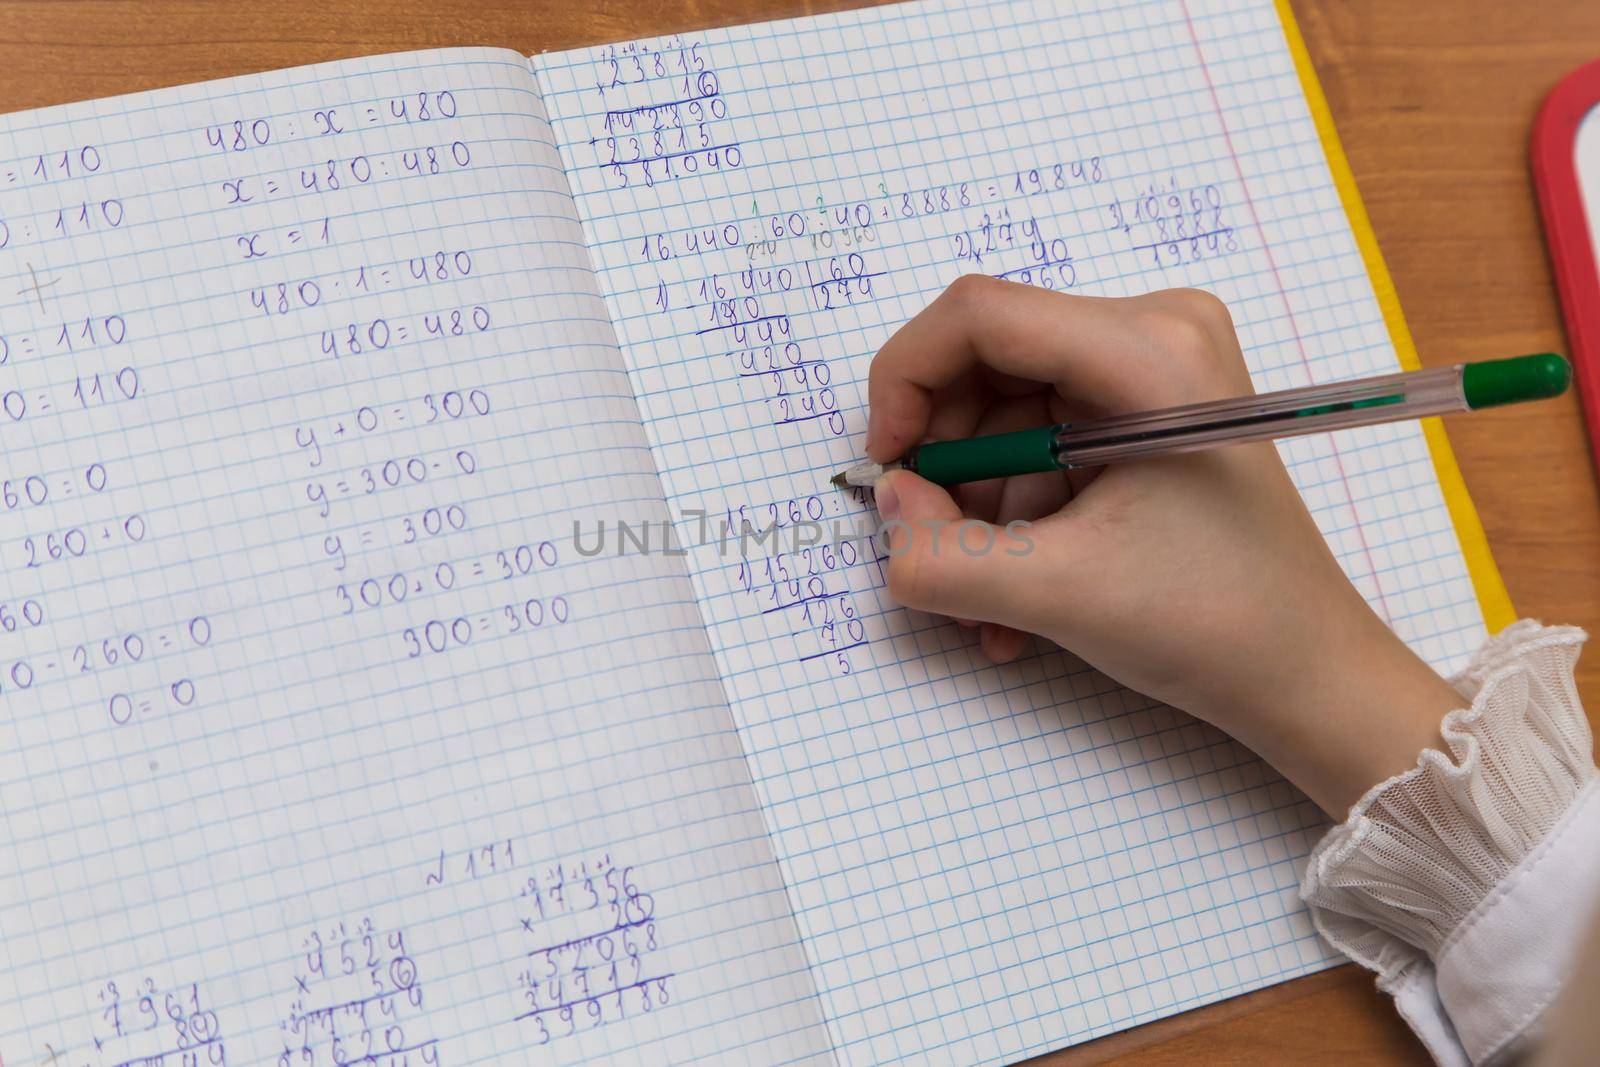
[1532,60,1600,474]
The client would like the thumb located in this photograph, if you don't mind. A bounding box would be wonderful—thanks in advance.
[874,470,1042,625]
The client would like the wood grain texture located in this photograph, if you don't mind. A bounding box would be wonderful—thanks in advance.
[1,1,1594,1063]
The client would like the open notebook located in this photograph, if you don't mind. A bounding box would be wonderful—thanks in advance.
[0,1,1509,1064]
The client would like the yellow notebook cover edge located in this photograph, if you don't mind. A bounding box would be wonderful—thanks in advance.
[1273,0,1516,634]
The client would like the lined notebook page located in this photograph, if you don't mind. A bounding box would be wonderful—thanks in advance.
[0,50,832,1065]
[537,1,1488,1062]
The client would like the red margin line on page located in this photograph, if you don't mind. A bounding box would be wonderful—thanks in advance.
[1178,0,1394,623]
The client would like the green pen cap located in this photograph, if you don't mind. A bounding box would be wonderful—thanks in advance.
[1461,353,1571,410]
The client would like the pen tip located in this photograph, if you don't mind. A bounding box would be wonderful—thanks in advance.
[831,460,885,489]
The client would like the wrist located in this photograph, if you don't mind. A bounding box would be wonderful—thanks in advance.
[1225,605,1461,818]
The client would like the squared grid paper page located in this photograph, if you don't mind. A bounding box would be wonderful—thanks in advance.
[0,49,833,1066]
[536,1,1488,1063]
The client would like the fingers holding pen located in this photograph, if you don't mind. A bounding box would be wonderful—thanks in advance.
[865,279,1243,463]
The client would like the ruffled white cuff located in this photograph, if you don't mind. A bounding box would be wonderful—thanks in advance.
[1301,620,1600,1067]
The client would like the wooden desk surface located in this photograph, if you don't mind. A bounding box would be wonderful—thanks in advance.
[2,1,1595,1063]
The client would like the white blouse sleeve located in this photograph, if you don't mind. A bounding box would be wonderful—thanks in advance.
[1300,621,1600,1067]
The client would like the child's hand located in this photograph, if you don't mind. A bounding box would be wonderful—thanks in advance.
[867,278,1461,815]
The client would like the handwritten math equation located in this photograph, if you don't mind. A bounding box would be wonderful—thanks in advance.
[570,32,1246,678]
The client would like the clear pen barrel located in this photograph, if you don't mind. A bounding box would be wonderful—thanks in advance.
[1056,364,1467,468]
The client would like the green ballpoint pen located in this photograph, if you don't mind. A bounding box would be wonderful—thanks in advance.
[830,352,1572,489]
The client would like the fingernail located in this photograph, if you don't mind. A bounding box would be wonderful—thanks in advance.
[874,474,900,520]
